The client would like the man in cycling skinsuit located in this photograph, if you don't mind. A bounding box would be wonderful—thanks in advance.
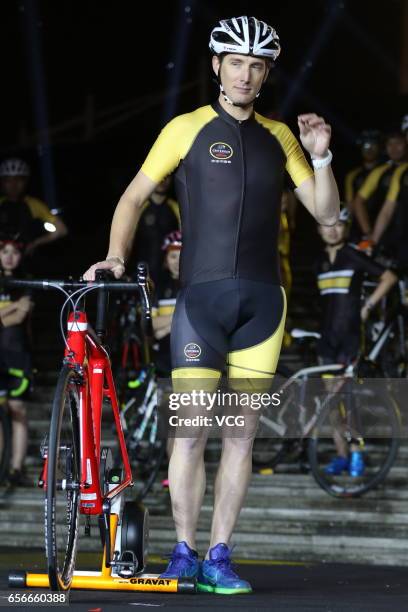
[84,15,340,594]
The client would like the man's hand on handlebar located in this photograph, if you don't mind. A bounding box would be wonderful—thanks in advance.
[83,257,125,281]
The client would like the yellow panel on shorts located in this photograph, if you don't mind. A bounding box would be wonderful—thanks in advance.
[171,367,221,393]
[227,287,287,390]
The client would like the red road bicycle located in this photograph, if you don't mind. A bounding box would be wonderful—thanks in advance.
[5,266,152,591]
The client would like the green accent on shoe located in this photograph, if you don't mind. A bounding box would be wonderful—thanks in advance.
[197,581,252,595]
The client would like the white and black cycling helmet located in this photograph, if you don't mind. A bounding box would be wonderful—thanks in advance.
[401,114,408,134]
[209,16,280,107]
[0,158,30,177]
[209,16,281,61]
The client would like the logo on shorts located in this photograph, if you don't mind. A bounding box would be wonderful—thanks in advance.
[209,142,233,163]
[184,343,201,361]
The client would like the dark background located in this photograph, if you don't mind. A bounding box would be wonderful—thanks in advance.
[1,0,407,264]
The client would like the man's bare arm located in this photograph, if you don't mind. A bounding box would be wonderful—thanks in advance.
[295,169,339,225]
[294,113,340,225]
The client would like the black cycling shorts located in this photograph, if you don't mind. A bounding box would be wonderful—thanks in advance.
[170,278,286,383]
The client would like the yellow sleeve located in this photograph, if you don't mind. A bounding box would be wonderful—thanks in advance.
[141,106,217,184]
[385,163,408,202]
[141,116,186,183]
[25,197,56,223]
[357,164,388,200]
[344,167,361,202]
[280,126,314,187]
[255,116,314,187]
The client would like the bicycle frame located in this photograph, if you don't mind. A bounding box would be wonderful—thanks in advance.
[41,309,133,515]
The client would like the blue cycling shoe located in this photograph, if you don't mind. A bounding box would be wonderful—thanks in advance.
[324,456,349,475]
[197,543,252,594]
[159,541,199,579]
[349,450,365,477]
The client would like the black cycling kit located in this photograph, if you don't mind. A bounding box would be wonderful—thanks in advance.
[316,243,384,363]
[141,100,313,380]
[0,273,32,398]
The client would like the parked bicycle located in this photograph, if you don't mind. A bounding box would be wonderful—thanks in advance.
[254,326,403,498]
[4,265,152,590]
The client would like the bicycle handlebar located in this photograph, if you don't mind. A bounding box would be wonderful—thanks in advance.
[2,279,141,291]
[2,263,153,338]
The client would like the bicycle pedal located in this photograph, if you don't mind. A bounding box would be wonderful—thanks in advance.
[112,551,138,578]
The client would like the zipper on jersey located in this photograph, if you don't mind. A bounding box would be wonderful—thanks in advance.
[232,121,246,278]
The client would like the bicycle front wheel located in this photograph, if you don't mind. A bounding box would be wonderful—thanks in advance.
[308,386,400,498]
[45,366,81,590]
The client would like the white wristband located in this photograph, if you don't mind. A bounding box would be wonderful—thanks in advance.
[311,149,333,170]
[107,255,125,265]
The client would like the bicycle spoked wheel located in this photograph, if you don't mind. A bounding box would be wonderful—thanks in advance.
[45,366,81,590]
[0,402,11,485]
[122,375,166,501]
[253,370,301,470]
[308,388,400,498]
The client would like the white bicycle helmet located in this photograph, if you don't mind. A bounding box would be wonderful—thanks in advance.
[209,16,281,61]
[0,158,30,177]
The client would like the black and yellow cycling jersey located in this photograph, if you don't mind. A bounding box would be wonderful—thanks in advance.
[0,195,57,243]
[357,162,399,224]
[134,197,180,283]
[385,162,408,203]
[356,161,402,251]
[141,100,313,287]
[152,271,180,318]
[316,243,384,363]
[344,163,381,204]
[383,162,408,265]
[0,195,57,223]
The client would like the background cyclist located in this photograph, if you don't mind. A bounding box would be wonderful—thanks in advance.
[0,236,34,488]
[316,208,397,476]
[352,131,407,253]
[0,158,68,257]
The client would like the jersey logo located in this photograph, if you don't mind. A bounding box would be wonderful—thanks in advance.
[209,142,233,163]
[184,342,201,361]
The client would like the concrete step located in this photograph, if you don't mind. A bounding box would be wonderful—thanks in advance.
[3,503,408,538]
[2,481,408,515]
[2,529,408,566]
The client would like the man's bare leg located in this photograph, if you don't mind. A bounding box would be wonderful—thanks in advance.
[208,414,258,554]
[168,431,209,550]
